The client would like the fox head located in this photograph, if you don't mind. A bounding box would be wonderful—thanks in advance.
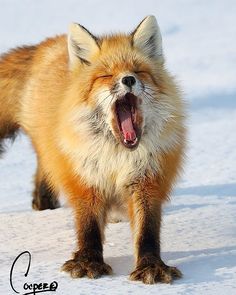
[65,16,182,151]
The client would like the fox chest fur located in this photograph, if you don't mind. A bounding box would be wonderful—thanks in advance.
[57,102,180,199]
[61,133,159,198]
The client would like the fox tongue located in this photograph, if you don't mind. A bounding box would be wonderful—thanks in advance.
[117,105,136,141]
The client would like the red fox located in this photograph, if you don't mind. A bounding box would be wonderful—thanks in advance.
[0,16,185,284]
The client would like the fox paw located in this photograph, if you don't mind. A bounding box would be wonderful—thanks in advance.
[61,251,112,279]
[130,259,182,284]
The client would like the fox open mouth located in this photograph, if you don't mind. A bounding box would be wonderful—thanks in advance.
[114,93,141,149]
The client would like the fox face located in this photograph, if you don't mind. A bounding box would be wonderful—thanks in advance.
[65,16,180,152]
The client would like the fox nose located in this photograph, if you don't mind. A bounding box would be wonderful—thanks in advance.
[122,76,136,87]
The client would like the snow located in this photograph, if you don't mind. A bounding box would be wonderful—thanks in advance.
[0,0,236,294]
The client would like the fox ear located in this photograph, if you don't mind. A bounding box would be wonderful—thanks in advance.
[68,23,99,67]
[132,15,163,60]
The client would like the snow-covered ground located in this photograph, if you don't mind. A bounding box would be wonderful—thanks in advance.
[0,0,236,294]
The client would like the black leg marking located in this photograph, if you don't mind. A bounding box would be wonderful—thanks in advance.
[32,180,60,210]
[130,196,182,284]
[62,216,112,279]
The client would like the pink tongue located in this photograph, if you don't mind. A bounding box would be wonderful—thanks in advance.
[118,106,136,141]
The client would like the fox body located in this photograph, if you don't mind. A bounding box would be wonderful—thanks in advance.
[0,16,185,284]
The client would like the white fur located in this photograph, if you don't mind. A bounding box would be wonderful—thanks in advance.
[59,107,161,198]
[58,76,182,201]
[68,23,99,67]
[133,15,163,59]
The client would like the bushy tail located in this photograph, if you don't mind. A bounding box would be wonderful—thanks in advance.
[0,45,36,154]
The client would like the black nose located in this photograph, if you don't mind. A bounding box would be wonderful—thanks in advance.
[122,76,136,87]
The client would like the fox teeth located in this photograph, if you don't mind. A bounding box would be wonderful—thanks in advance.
[124,138,138,145]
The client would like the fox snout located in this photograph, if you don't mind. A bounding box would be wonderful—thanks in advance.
[114,74,143,99]
[121,75,136,87]
[95,74,145,149]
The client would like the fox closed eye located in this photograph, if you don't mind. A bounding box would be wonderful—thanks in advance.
[134,71,152,77]
[97,74,113,79]
[134,71,146,74]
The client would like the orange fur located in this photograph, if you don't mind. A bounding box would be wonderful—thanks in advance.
[0,16,186,284]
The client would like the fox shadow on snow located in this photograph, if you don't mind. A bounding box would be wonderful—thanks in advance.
[107,182,236,283]
[106,245,236,284]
